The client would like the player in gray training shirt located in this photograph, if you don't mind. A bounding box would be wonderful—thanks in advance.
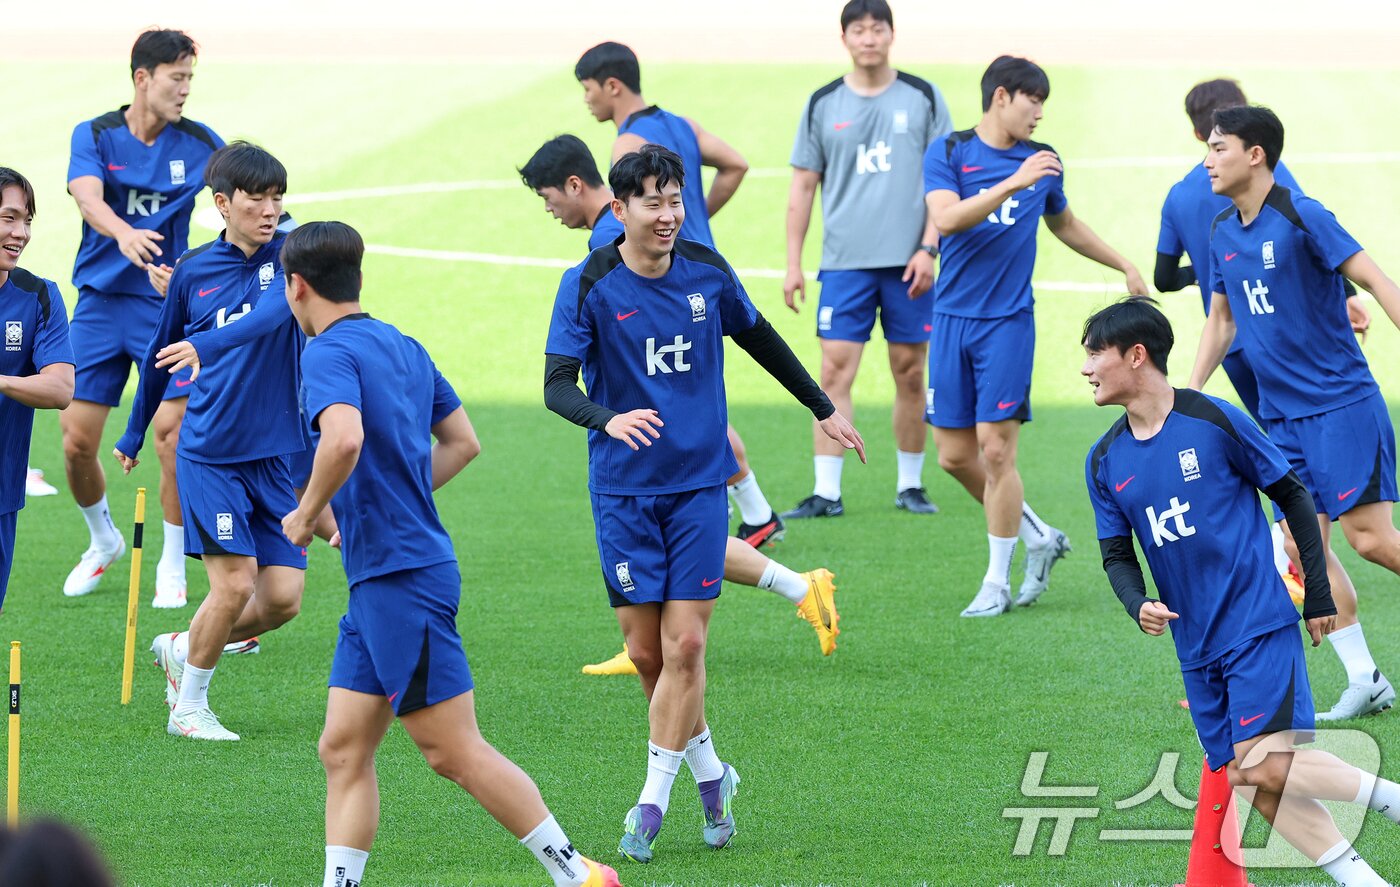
[782,0,952,521]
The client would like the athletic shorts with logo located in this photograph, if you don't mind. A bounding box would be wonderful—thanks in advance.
[1263,391,1397,519]
[926,310,1034,428]
[70,289,193,405]
[329,560,473,716]
[816,267,933,344]
[1181,623,1315,770]
[592,484,727,607]
[176,454,306,568]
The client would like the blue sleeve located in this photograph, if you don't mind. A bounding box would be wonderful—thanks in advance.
[1086,448,1132,539]
[1295,196,1363,271]
[34,282,74,369]
[719,268,759,336]
[115,269,188,458]
[429,364,463,425]
[1208,241,1225,296]
[922,140,957,195]
[67,122,102,181]
[185,275,291,365]
[1046,163,1068,216]
[544,268,593,359]
[1219,401,1292,490]
[301,340,362,429]
[1156,191,1183,257]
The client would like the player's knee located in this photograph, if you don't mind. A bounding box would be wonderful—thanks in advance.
[422,744,476,787]
[62,428,100,464]
[628,644,663,681]
[1347,527,1396,566]
[819,357,856,392]
[263,594,301,627]
[664,631,706,670]
[937,447,972,475]
[980,437,1016,475]
[318,730,369,774]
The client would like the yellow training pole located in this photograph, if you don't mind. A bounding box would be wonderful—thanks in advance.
[121,487,146,705]
[8,640,19,826]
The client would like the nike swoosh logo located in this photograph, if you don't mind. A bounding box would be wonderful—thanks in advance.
[387,691,399,704]
[1115,476,1136,492]
[174,379,193,388]
[1371,689,1388,703]
[961,165,983,173]
[701,577,720,587]
[997,400,1019,410]
[198,286,221,297]
[107,163,126,171]
[834,121,853,130]
[1338,487,1358,501]
[616,310,639,321]
[1239,713,1265,727]
[1224,252,1239,261]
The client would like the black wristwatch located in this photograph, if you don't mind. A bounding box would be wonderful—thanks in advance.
[918,243,939,258]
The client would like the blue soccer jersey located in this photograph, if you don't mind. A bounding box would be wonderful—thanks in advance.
[545,238,759,495]
[0,269,74,514]
[590,204,624,251]
[117,232,307,464]
[301,314,462,586]
[1208,186,1373,421]
[923,130,1068,318]
[68,108,223,298]
[618,106,714,248]
[1086,390,1300,669]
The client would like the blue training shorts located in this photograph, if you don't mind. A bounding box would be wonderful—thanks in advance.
[592,484,727,607]
[1263,390,1398,520]
[70,289,193,406]
[0,511,15,613]
[176,454,306,568]
[329,561,473,716]
[1181,624,1315,771]
[815,267,933,344]
[926,311,1034,428]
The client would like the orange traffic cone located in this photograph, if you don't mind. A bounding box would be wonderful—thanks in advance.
[1176,756,1254,887]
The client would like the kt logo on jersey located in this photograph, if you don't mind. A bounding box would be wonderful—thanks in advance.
[1146,497,1196,547]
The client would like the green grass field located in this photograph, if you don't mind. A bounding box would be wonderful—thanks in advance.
[4,56,1400,886]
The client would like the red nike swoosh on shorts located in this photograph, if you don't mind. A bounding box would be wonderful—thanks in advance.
[1224,252,1239,261]
[1115,475,1136,492]
[388,691,400,704]
[1338,487,1359,501]
[198,286,221,297]
[107,163,126,171]
[1239,713,1265,727]
[616,310,639,321]
[174,379,193,388]
[701,578,720,587]
[962,165,983,173]
[997,400,1019,410]
[834,121,853,130]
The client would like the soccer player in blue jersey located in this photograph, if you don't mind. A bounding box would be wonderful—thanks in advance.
[1189,105,1400,721]
[115,143,307,741]
[783,0,952,519]
[1085,298,1400,887]
[545,146,862,863]
[0,169,76,611]
[924,55,1146,617]
[275,222,622,887]
[520,137,843,674]
[62,29,224,607]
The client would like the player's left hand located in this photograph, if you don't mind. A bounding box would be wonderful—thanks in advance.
[1305,613,1336,647]
[1124,266,1149,297]
[1347,296,1372,343]
[146,263,173,298]
[903,250,934,298]
[818,410,866,463]
[112,448,138,475]
[328,531,341,549]
[281,509,316,547]
[156,341,202,381]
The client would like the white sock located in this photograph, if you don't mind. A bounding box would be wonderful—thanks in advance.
[159,521,185,575]
[1327,623,1380,685]
[1270,522,1293,574]
[79,496,120,550]
[323,846,369,887]
[639,742,684,813]
[1318,839,1387,885]
[758,561,808,604]
[984,535,1017,588]
[174,662,214,715]
[1018,502,1050,548]
[813,455,843,501]
[896,449,924,492]
[172,630,190,665]
[521,815,588,887]
[727,472,773,525]
[1357,771,1400,824]
[685,729,724,783]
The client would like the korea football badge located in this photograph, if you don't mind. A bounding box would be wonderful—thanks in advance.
[1178,448,1201,482]
[216,512,235,541]
[687,292,707,322]
[615,562,635,592]
[893,109,909,134]
[4,321,21,352]
[259,262,275,290]
[169,159,186,185]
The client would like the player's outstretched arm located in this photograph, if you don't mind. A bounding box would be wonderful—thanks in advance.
[113,278,188,469]
[0,362,73,410]
[169,277,296,375]
[928,150,1062,236]
[1153,252,1196,294]
[429,407,481,491]
[1264,471,1337,644]
[68,176,165,269]
[1186,291,1235,391]
[1099,536,1174,633]
[784,168,821,312]
[283,403,362,547]
[689,118,748,218]
[1043,209,1148,295]
[1340,251,1400,335]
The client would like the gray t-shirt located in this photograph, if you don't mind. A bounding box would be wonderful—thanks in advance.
[791,71,952,271]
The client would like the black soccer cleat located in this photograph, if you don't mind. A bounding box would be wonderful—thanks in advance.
[781,494,844,519]
[894,487,940,514]
[737,513,786,548]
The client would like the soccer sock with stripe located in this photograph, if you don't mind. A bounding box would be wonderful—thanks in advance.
[639,742,684,814]
[728,471,773,525]
[758,561,808,604]
[521,815,589,887]
[984,535,1018,588]
[813,455,843,501]
[686,729,726,817]
[78,496,120,550]
[1327,622,1380,685]
[1018,502,1050,548]
[896,449,924,492]
[323,846,368,887]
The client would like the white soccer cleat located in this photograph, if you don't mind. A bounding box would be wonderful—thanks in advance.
[961,581,1012,618]
[152,568,187,609]
[1317,672,1396,721]
[167,706,239,741]
[62,536,126,597]
[25,468,57,497]
[151,632,184,710]
[1017,530,1071,607]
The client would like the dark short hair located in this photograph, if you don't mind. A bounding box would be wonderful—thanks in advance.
[1082,297,1174,375]
[130,29,197,79]
[575,42,641,93]
[1185,78,1247,141]
[281,221,364,304]
[841,0,894,31]
[206,141,287,199]
[609,144,686,205]
[1212,105,1284,171]
[0,819,116,887]
[981,55,1050,112]
[0,167,36,218]
[519,135,605,191]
